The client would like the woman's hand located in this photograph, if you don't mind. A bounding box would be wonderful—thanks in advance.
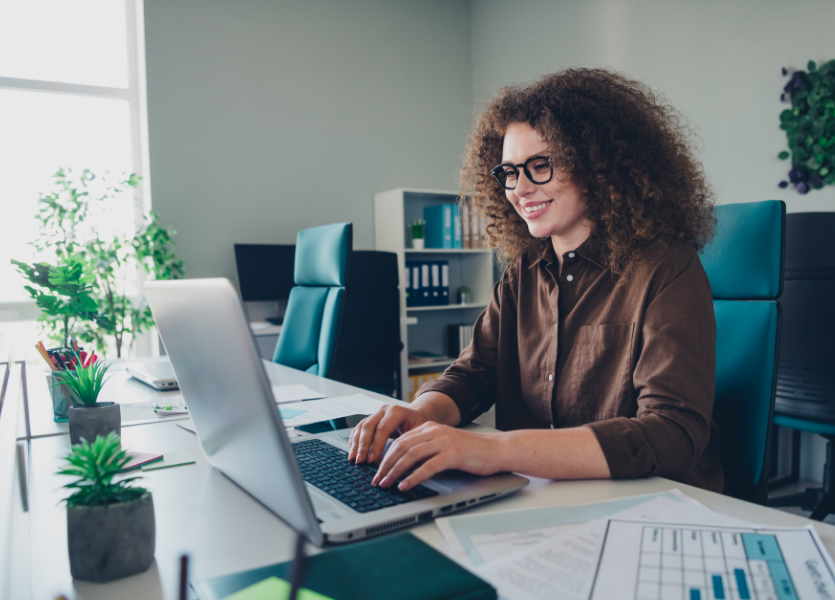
[370,422,505,491]
[347,404,429,465]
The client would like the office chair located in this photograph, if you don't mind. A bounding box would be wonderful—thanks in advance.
[699,200,785,505]
[331,251,403,398]
[273,223,352,377]
[768,213,835,520]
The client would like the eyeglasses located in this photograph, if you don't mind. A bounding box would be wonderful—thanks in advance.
[491,156,553,190]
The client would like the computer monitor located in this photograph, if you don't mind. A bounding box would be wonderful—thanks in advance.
[234,244,296,302]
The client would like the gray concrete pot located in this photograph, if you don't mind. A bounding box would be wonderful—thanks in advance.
[67,494,155,582]
[68,402,121,445]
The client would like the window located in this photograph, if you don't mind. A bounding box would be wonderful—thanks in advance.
[0,0,151,359]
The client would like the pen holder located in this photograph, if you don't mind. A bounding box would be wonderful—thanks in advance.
[48,371,78,422]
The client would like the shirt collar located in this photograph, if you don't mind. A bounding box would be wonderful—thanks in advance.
[529,238,607,270]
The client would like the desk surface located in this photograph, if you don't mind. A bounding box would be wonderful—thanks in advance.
[19,361,835,600]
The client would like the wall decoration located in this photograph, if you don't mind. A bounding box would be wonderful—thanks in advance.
[778,60,835,194]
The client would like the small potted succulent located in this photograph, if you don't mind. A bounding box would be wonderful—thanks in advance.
[54,353,119,445]
[456,285,471,305]
[59,432,155,582]
[411,219,426,250]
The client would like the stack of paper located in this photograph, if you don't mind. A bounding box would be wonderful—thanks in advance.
[437,490,835,600]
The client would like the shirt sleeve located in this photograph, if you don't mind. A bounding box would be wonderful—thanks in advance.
[415,268,508,425]
[585,248,717,480]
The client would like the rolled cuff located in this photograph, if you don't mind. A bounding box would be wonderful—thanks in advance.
[416,376,485,426]
[585,417,661,480]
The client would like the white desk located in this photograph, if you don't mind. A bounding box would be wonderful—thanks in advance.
[23,358,191,439]
[17,361,835,599]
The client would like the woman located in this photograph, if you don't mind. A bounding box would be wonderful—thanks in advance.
[349,68,722,494]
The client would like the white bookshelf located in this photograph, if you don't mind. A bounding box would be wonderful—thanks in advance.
[374,188,495,400]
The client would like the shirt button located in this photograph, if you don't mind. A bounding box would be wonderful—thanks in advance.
[548,374,553,381]
[568,252,575,258]
[566,274,574,282]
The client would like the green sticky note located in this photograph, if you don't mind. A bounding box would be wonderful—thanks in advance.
[223,576,333,600]
[140,451,196,471]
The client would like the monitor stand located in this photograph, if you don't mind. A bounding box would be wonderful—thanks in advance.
[265,316,284,326]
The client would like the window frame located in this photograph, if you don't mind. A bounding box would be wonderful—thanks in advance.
[0,0,152,324]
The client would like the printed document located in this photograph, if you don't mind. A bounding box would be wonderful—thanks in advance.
[279,394,386,428]
[591,520,835,600]
[270,383,327,403]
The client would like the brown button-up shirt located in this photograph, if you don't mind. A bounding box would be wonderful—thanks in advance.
[419,238,723,493]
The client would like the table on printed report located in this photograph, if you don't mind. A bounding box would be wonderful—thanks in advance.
[634,525,802,600]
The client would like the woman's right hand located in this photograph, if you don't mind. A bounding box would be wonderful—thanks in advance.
[347,404,429,464]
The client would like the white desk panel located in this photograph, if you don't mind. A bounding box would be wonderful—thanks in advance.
[19,362,835,599]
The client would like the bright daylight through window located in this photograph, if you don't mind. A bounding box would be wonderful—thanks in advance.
[0,0,152,360]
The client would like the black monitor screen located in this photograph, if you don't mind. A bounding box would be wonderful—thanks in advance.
[234,244,296,302]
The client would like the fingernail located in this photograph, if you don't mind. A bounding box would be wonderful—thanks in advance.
[367,451,375,463]
[381,477,391,487]
[398,480,410,491]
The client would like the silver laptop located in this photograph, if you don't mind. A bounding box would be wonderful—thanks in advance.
[125,361,179,390]
[145,278,528,546]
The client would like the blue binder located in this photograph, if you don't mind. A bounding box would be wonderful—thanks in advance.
[405,261,414,307]
[430,262,441,305]
[420,262,431,305]
[453,206,462,249]
[440,261,450,305]
[424,204,454,249]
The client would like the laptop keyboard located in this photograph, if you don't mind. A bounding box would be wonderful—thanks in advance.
[292,439,439,513]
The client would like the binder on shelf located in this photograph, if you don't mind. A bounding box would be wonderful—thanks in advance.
[405,262,414,307]
[447,324,474,358]
[424,204,454,249]
[410,262,421,307]
[430,262,441,305]
[407,371,445,403]
[453,205,462,249]
[420,263,431,305]
[440,262,450,305]
[462,204,471,249]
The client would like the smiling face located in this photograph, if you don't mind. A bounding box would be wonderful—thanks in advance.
[501,122,591,248]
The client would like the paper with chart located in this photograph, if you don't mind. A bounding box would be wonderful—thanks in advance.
[465,493,753,600]
[591,520,835,600]
[437,489,706,568]
[279,394,386,428]
[270,383,327,403]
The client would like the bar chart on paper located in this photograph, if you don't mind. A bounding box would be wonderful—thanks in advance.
[633,526,792,600]
[591,521,835,600]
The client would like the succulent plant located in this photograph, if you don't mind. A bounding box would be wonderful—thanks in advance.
[53,352,110,407]
[58,432,148,508]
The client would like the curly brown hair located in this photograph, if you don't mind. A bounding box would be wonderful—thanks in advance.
[461,68,716,274]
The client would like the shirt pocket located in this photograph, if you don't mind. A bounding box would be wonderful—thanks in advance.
[561,323,635,423]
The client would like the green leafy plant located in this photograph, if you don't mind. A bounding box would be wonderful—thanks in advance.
[10,256,103,348]
[12,168,184,356]
[53,353,111,407]
[411,219,426,239]
[778,60,835,194]
[456,285,472,295]
[58,432,148,508]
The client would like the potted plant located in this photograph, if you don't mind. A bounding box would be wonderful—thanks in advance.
[59,432,155,582]
[54,352,120,445]
[456,285,471,305]
[411,219,426,250]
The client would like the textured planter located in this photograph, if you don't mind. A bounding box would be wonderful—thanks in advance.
[67,494,155,582]
[68,402,121,445]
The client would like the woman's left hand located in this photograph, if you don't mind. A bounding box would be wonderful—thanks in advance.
[370,422,504,491]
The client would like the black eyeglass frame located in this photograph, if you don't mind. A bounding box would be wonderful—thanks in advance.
[491,156,554,190]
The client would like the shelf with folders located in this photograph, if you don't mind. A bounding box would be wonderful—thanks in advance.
[374,188,495,400]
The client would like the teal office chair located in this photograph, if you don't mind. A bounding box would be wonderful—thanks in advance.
[272,223,352,377]
[699,200,785,505]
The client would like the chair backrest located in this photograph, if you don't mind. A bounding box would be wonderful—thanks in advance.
[330,251,402,397]
[699,200,785,504]
[273,223,352,377]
